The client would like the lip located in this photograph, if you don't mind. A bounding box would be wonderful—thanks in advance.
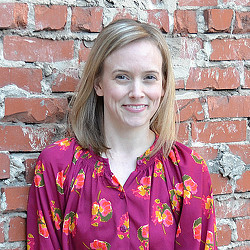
[122,104,148,113]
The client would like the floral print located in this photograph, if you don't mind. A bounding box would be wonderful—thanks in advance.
[132,176,151,199]
[91,198,113,226]
[63,211,78,237]
[27,137,217,249]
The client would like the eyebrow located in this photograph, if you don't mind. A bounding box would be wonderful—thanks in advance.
[112,69,160,75]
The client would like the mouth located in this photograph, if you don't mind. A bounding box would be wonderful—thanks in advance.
[124,104,148,109]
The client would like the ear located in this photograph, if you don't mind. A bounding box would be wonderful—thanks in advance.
[94,78,104,96]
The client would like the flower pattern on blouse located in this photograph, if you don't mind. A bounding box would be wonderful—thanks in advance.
[27,233,35,250]
[50,201,63,230]
[183,175,198,204]
[56,170,66,195]
[92,160,105,178]
[54,138,72,151]
[63,211,78,237]
[191,150,208,172]
[90,240,111,250]
[132,176,151,199]
[71,169,85,195]
[193,217,202,242]
[153,158,166,181]
[34,160,45,188]
[205,231,214,250]
[202,194,214,219]
[137,224,149,250]
[117,212,130,239]
[37,210,49,238]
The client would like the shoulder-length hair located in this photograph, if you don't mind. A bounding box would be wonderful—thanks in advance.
[69,19,176,156]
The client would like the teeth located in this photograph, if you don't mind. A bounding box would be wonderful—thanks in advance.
[127,105,146,109]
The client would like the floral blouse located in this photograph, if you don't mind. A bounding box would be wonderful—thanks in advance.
[27,137,217,250]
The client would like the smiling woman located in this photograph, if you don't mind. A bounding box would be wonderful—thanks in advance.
[27,19,218,250]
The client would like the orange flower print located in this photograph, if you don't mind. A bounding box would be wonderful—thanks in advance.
[34,160,45,188]
[81,150,92,159]
[205,231,214,250]
[73,146,83,164]
[111,175,123,192]
[71,169,85,193]
[91,198,113,226]
[202,194,214,219]
[92,161,104,178]
[169,182,183,212]
[191,150,208,172]
[54,138,71,151]
[56,170,66,194]
[37,210,49,238]
[50,201,62,230]
[63,211,78,237]
[153,158,166,181]
[183,175,198,204]
[152,199,173,234]
[193,217,202,242]
[117,213,130,239]
[132,176,151,200]
[90,240,111,250]
[137,224,149,250]
[168,147,180,166]
[27,233,35,250]
[176,223,181,237]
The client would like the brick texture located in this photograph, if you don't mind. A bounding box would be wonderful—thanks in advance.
[217,224,232,246]
[174,10,197,34]
[147,9,169,33]
[234,12,250,33]
[9,217,26,242]
[236,218,250,241]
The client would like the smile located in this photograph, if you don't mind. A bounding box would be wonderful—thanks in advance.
[126,105,147,109]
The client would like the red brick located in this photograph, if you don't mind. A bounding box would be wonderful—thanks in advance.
[113,9,134,22]
[147,9,169,33]
[186,67,240,90]
[215,198,250,218]
[0,67,42,92]
[223,0,250,6]
[8,217,26,242]
[234,12,250,33]
[177,98,204,121]
[35,5,67,31]
[79,42,91,63]
[177,122,189,144]
[236,218,250,241]
[178,0,217,6]
[244,68,250,88]
[180,37,203,60]
[0,153,10,179]
[229,144,250,165]
[233,245,250,250]
[2,186,29,211]
[0,222,4,243]
[204,9,233,32]
[174,10,197,34]
[210,38,250,61]
[175,79,185,89]
[25,158,37,184]
[0,3,28,29]
[0,125,56,151]
[71,7,103,32]
[236,171,250,192]
[210,173,233,195]
[4,36,74,62]
[208,96,250,118]
[192,120,247,144]
[191,146,218,161]
[217,224,232,246]
[4,97,68,123]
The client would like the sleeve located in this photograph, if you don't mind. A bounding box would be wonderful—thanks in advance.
[174,146,218,250]
[27,140,74,250]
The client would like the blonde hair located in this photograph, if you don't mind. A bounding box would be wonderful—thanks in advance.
[70,19,176,156]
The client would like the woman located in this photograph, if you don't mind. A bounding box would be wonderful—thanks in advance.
[27,19,217,249]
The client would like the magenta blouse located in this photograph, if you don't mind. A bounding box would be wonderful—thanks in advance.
[27,137,217,250]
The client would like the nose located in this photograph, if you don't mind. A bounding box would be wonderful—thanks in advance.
[128,80,145,99]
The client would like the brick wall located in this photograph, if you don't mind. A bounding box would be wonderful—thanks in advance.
[0,0,249,249]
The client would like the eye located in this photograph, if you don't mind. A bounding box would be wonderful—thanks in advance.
[144,75,157,81]
[115,74,129,81]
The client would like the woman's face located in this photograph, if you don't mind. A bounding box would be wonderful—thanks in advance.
[95,39,164,131]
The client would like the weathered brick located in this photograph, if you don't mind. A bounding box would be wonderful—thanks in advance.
[0,125,56,151]
[229,144,250,165]
[178,0,218,6]
[8,217,26,242]
[236,218,250,241]
[4,97,68,123]
[174,10,197,34]
[71,7,103,32]
[210,38,250,61]
[215,198,250,218]
[0,3,28,29]
[113,9,134,21]
[1,186,29,212]
[79,42,91,63]
[4,36,74,62]
[210,173,233,195]
[191,146,218,161]
[180,37,203,60]
[204,9,233,32]
[175,79,185,89]
[0,67,42,92]
[244,68,250,88]
[177,98,205,121]
[35,5,67,31]
[0,222,4,243]
[25,158,37,184]
[236,171,250,192]
[186,67,240,90]
[208,96,250,118]
[234,12,250,33]
[192,120,247,144]
[147,9,169,33]
[223,0,250,6]
[177,122,189,144]
[0,153,10,179]
[217,224,232,246]
[233,245,250,250]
